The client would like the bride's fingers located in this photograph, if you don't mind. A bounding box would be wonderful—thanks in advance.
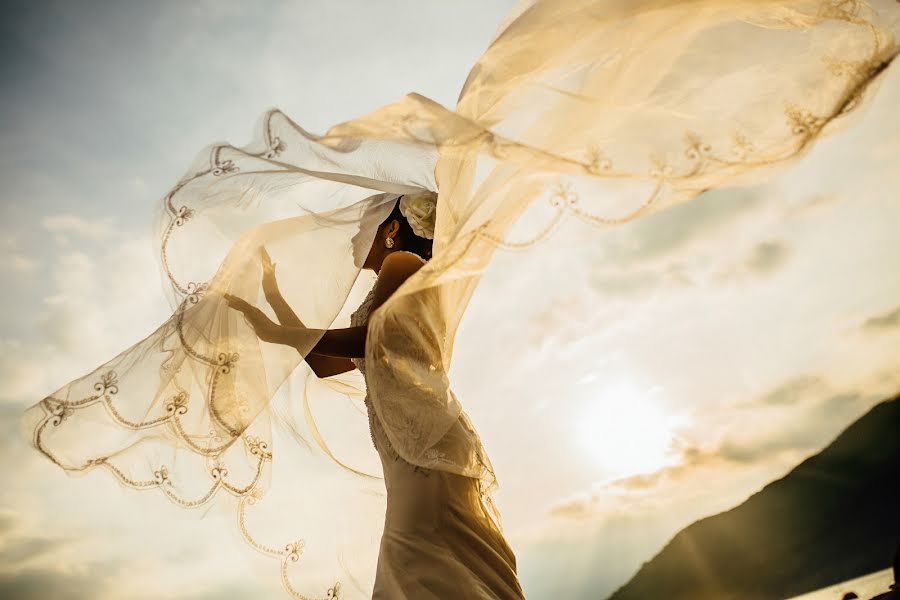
[259,247,274,269]
[224,294,250,312]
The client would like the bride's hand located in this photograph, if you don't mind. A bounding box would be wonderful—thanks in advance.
[259,247,278,293]
[224,294,277,341]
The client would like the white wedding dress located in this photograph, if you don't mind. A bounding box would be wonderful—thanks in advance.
[349,253,525,600]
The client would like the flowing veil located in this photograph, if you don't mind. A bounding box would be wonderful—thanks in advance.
[22,1,900,597]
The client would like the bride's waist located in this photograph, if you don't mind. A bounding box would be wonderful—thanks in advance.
[384,462,479,501]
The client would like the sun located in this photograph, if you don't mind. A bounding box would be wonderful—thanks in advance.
[578,380,680,478]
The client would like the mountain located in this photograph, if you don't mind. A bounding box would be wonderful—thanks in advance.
[607,393,900,600]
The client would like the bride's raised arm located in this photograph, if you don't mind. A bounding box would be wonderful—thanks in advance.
[259,246,302,328]
[226,249,425,360]
[249,246,356,377]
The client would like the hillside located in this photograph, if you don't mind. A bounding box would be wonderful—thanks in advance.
[608,393,900,600]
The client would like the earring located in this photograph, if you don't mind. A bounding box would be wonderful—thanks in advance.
[384,237,394,249]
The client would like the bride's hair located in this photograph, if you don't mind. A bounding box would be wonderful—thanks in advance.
[381,199,433,261]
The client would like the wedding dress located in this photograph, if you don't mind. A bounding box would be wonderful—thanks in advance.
[350,258,524,599]
[21,1,899,598]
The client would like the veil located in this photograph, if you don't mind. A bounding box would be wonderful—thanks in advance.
[22,1,900,597]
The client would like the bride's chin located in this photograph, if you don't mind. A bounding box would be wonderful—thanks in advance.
[354,255,373,271]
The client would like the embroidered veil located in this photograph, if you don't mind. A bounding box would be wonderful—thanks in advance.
[22,1,900,597]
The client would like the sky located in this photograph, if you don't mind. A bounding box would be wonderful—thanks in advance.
[1,1,900,599]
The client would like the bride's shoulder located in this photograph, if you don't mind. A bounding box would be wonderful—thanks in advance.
[383,250,426,271]
[393,250,426,263]
[380,252,425,283]
[371,252,426,310]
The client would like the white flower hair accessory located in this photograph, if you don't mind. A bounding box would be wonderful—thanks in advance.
[398,192,437,240]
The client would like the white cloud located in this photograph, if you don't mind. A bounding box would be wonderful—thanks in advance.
[0,235,39,273]
[862,303,900,333]
[0,226,167,404]
[41,214,118,243]
[0,253,39,273]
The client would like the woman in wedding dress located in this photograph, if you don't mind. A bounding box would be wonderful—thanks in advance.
[22,1,899,599]
[224,196,525,599]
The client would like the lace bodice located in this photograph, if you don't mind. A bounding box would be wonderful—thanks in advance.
[349,284,377,377]
[349,252,426,458]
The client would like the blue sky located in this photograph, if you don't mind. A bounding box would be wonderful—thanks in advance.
[2,2,900,599]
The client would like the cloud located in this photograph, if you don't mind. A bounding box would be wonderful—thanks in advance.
[0,235,39,273]
[0,224,284,600]
[548,373,868,519]
[176,581,287,600]
[548,492,599,520]
[547,375,880,523]
[0,510,18,536]
[709,238,794,284]
[862,303,900,333]
[0,508,112,600]
[0,529,280,600]
[41,214,118,244]
[533,385,888,600]
[590,260,696,299]
[547,444,725,522]
[0,227,168,404]
[610,471,670,492]
[0,254,37,273]
[718,433,810,464]
[713,386,871,465]
[598,186,769,268]
[0,492,281,600]
[754,374,828,407]
[0,567,109,600]
[744,240,792,275]
[0,534,68,567]
[515,187,784,354]
[522,485,721,600]
[606,445,723,492]
[578,187,799,306]
[783,193,843,217]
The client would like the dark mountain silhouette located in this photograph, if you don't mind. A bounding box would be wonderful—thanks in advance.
[608,392,900,600]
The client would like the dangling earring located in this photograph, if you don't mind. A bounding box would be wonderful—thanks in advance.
[384,237,394,249]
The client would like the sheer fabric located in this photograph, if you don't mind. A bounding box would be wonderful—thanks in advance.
[22,1,900,597]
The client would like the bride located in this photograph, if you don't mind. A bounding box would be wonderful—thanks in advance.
[225,195,525,598]
[23,1,899,598]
